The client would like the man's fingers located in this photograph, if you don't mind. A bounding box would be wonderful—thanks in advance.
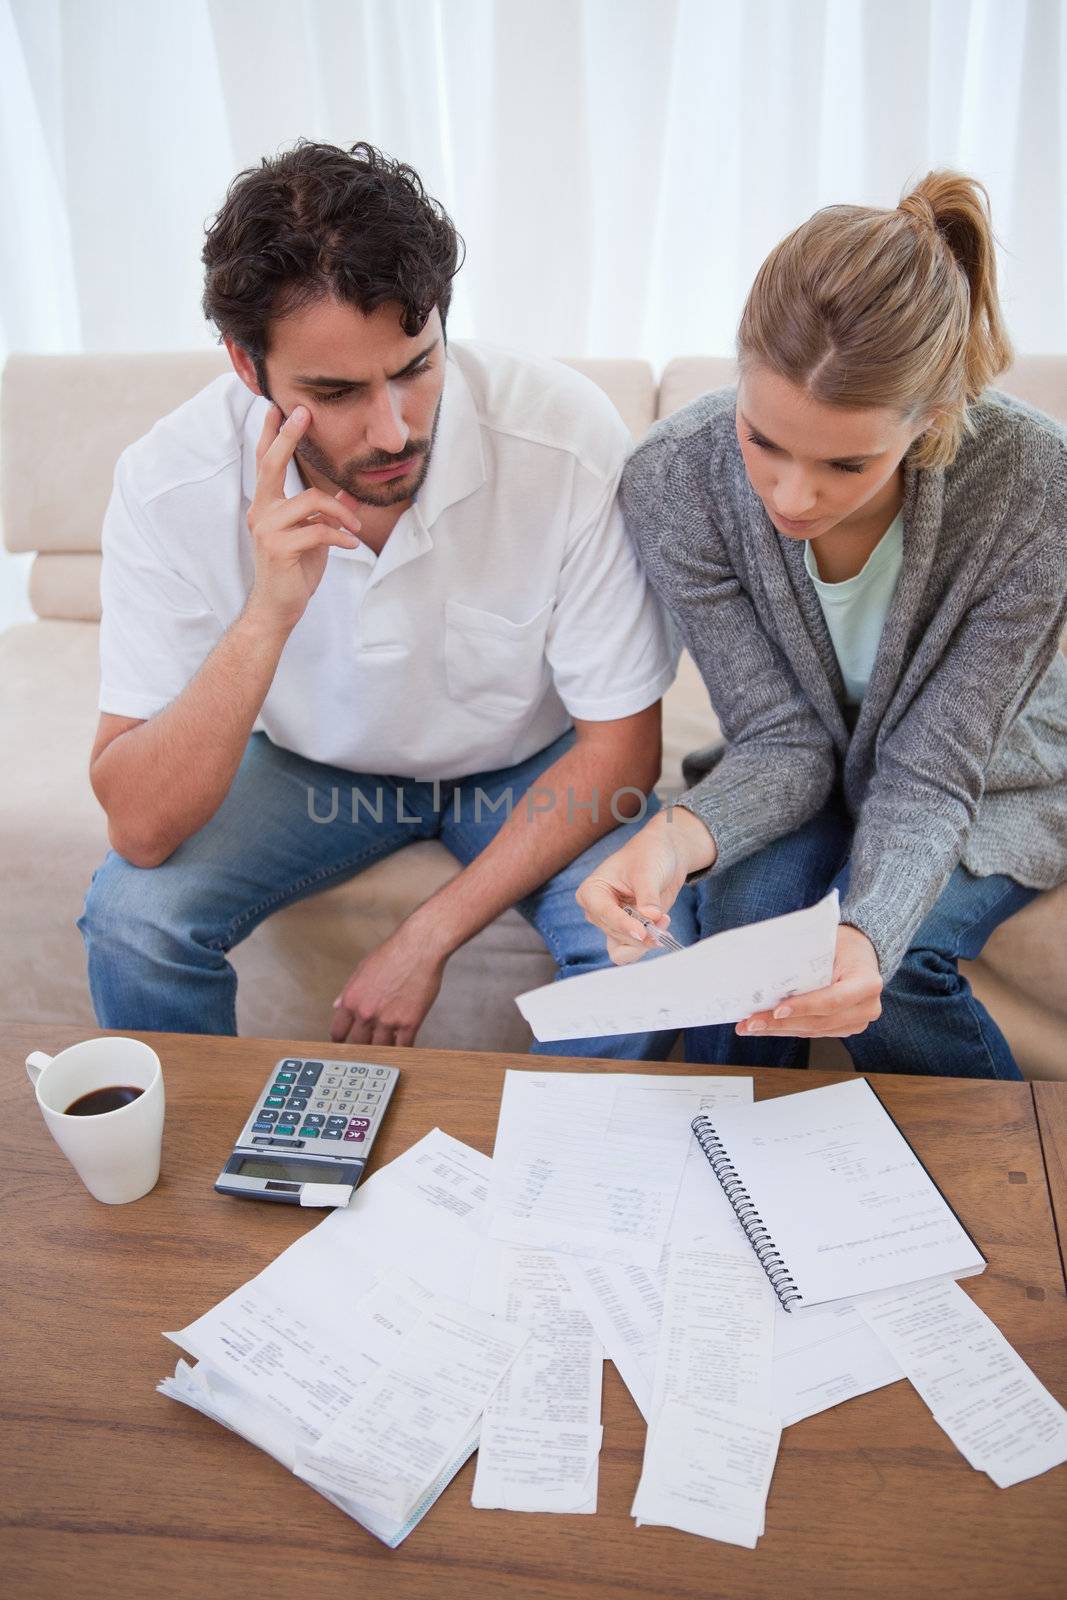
[255,404,310,501]
[370,1023,396,1047]
[287,525,362,555]
[395,1026,418,1049]
[255,403,283,472]
[329,1004,353,1044]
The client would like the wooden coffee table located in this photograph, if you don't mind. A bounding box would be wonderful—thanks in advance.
[3,1022,1066,1600]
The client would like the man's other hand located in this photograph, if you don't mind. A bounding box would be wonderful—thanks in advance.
[329,925,446,1047]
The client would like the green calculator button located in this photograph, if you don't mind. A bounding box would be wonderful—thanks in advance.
[276,1071,297,1083]
[302,1126,321,1137]
[265,1095,286,1108]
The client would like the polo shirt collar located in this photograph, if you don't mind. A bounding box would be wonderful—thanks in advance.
[409,346,487,529]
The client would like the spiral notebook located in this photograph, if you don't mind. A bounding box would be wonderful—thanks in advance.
[690,1077,986,1314]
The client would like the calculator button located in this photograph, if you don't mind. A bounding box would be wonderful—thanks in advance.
[275,1071,297,1084]
[303,1061,324,1071]
[301,1127,320,1138]
[298,1065,322,1084]
[302,1114,325,1127]
[252,1120,274,1133]
[334,1102,352,1114]
[349,1117,371,1130]
[321,1130,342,1140]
[281,1059,302,1069]
[344,1130,366,1142]
[256,1108,279,1121]
[271,1081,292,1095]
[265,1096,286,1109]
[287,1101,308,1115]
[278,1112,300,1126]
[326,1116,347,1128]
[372,1068,387,1076]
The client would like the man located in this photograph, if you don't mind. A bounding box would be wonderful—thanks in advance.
[78,140,688,1055]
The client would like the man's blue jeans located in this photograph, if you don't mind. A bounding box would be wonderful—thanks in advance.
[684,795,1037,1079]
[77,729,696,1059]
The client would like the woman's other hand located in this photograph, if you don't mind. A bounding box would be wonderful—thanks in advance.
[737,923,883,1039]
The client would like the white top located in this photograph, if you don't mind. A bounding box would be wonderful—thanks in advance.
[98,341,676,779]
[803,511,904,704]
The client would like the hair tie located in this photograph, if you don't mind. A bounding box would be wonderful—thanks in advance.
[898,194,939,236]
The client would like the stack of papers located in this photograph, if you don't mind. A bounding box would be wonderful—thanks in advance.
[160,1072,1067,1550]
[161,1131,525,1546]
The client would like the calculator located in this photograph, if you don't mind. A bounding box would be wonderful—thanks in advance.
[214,1055,399,1207]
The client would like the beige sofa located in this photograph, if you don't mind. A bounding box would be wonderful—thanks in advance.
[2,352,1065,1078]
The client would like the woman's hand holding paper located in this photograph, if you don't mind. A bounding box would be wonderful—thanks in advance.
[738,924,883,1039]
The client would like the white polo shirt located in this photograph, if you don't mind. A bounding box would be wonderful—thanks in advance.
[98,341,676,779]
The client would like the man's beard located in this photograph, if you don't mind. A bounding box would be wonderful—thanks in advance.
[295,399,442,508]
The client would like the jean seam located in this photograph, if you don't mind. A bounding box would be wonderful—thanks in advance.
[925,877,1030,965]
[217,836,410,949]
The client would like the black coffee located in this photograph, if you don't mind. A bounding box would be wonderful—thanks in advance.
[64,1085,144,1116]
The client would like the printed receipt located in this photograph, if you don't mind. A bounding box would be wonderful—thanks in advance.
[470,1243,603,1513]
[857,1280,1067,1488]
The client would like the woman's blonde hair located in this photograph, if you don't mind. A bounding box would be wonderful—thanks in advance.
[737,171,1013,469]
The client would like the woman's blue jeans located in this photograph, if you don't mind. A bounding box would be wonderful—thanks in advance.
[684,795,1037,1079]
[77,729,697,1059]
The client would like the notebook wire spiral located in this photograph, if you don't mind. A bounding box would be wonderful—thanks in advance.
[690,1114,803,1312]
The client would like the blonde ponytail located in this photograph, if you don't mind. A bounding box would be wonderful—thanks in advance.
[738,170,1013,469]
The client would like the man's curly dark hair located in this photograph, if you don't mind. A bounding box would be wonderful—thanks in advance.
[201,140,463,368]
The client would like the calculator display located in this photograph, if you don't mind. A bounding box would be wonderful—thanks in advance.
[232,1157,335,1182]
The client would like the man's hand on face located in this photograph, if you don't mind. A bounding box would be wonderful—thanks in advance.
[244,404,364,635]
[329,924,447,1047]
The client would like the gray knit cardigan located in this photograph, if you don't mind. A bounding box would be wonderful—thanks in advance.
[621,388,1067,980]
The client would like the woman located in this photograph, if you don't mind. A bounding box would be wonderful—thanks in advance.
[578,172,1067,1078]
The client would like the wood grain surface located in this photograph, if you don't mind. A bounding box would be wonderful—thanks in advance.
[3,1022,1066,1600]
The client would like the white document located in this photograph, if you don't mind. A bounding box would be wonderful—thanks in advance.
[470,1244,603,1513]
[516,891,839,1041]
[632,1399,782,1548]
[161,1131,498,1544]
[857,1281,1067,1488]
[558,1256,665,1422]
[632,1242,777,1545]
[167,1274,434,1444]
[488,1072,708,1268]
[295,1279,529,1531]
[772,1298,903,1425]
[693,1077,986,1312]
[650,1246,776,1419]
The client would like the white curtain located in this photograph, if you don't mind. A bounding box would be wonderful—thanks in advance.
[3,0,1066,622]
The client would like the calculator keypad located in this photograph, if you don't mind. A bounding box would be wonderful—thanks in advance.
[241,1057,397,1159]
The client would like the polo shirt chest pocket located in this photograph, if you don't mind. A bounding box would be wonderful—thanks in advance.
[444,597,553,709]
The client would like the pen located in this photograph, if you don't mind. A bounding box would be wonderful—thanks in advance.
[622,904,685,954]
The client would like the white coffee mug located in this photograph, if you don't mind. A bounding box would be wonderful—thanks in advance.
[26,1037,165,1204]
